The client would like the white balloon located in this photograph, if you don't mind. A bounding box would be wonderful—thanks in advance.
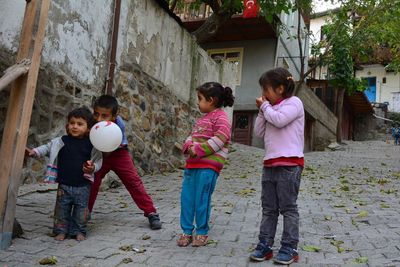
[89,121,123,152]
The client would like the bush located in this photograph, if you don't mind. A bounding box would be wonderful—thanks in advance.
[388,112,400,127]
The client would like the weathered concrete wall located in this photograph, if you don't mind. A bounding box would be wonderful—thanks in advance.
[116,1,236,103]
[0,0,237,183]
[313,121,336,150]
[297,83,337,150]
[297,83,337,135]
[0,0,113,88]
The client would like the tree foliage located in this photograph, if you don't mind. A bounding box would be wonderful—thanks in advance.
[312,0,400,94]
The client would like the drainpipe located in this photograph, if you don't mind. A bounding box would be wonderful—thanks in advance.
[105,0,121,95]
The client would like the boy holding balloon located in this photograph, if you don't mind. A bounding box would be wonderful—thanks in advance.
[26,106,102,241]
[88,95,162,230]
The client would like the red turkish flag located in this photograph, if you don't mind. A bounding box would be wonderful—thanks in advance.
[243,0,259,18]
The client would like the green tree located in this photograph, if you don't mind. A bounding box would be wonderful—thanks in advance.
[311,0,400,142]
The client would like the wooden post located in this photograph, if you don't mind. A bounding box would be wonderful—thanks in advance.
[0,0,50,250]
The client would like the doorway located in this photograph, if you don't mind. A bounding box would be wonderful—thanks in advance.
[232,112,253,145]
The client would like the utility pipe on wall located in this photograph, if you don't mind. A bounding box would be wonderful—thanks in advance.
[105,0,121,95]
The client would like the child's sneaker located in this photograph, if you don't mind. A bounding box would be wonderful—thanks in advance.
[273,246,299,265]
[249,242,273,261]
[148,213,162,230]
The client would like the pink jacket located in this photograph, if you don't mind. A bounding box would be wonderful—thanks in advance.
[254,96,304,160]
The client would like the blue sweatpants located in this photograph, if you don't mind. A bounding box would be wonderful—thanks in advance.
[180,168,218,235]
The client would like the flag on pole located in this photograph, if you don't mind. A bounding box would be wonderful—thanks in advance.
[243,0,259,18]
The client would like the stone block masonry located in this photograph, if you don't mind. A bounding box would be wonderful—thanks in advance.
[113,62,198,175]
[0,51,102,183]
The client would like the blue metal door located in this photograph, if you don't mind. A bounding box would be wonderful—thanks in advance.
[364,77,376,102]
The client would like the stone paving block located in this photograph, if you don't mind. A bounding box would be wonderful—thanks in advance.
[208,255,249,265]
[367,256,395,267]
[2,251,43,265]
[383,249,400,259]
[0,250,14,262]
[189,264,228,267]
[90,252,148,266]
[1,263,34,267]
[352,238,376,250]
[73,246,120,259]
[3,141,400,266]
[144,257,189,266]
[169,251,214,262]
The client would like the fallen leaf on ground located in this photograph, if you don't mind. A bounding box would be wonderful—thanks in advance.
[142,234,151,240]
[234,188,256,197]
[354,257,368,263]
[206,239,218,245]
[356,211,368,218]
[380,203,390,208]
[121,258,133,264]
[119,245,133,251]
[39,256,57,265]
[302,245,321,252]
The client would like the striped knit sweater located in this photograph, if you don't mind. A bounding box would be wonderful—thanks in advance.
[182,108,232,173]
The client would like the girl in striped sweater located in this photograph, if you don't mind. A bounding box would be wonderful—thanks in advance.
[177,82,235,247]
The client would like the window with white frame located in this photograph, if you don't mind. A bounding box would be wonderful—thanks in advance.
[208,48,244,85]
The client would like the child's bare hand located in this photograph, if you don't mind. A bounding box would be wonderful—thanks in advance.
[25,148,36,157]
[256,96,266,108]
[83,160,94,173]
[188,146,197,157]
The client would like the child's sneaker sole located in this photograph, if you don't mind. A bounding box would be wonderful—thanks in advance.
[273,255,299,265]
[249,251,273,261]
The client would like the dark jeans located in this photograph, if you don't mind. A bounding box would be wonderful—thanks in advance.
[258,166,302,249]
[53,184,90,236]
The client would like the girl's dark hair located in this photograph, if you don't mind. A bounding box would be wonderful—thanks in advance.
[67,106,95,128]
[258,67,295,98]
[196,82,235,108]
[93,95,119,115]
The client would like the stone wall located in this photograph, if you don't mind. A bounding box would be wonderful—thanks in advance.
[114,63,195,175]
[0,0,237,183]
[354,113,385,141]
[0,51,102,183]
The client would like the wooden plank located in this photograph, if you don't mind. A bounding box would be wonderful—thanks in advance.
[0,0,50,250]
[0,59,31,91]
[0,0,38,235]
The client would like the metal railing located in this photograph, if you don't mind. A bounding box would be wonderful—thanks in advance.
[175,2,213,21]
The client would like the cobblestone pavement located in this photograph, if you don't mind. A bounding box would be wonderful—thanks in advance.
[1,141,400,267]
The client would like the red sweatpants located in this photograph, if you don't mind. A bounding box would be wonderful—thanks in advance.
[88,148,157,216]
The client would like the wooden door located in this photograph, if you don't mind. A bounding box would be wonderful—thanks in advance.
[232,112,253,145]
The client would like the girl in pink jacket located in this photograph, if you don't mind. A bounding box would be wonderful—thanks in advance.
[249,68,304,265]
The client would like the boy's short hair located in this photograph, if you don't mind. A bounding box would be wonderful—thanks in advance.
[67,106,95,128]
[93,95,119,115]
